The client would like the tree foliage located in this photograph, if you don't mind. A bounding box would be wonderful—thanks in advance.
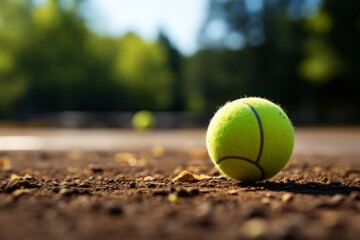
[185,0,359,124]
[113,33,175,110]
[187,0,307,113]
[0,0,31,115]
[0,0,358,124]
[0,0,179,117]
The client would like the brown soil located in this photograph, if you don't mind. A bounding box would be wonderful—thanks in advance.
[0,148,359,240]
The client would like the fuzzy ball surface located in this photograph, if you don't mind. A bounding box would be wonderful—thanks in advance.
[206,97,294,181]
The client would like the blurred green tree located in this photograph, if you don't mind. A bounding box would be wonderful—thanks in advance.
[0,0,358,125]
[187,0,360,124]
[158,31,184,111]
[19,0,120,114]
[186,0,309,113]
[0,0,31,116]
[0,0,127,117]
[112,33,175,110]
[0,0,181,117]
[298,0,360,123]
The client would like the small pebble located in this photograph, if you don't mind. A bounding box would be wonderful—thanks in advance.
[330,194,345,205]
[144,176,155,182]
[59,188,78,197]
[129,182,137,189]
[79,183,92,188]
[261,198,271,204]
[52,187,62,193]
[317,194,346,208]
[22,174,35,180]
[348,191,360,200]
[354,177,360,184]
[106,179,115,184]
[4,181,41,193]
[265,192,274,198]
[115,174,125,180]
[281,193,294,203]
[147,183,157,188]
[12,189,31,198]
[241,218,268,239]
[284,178,295,184]
[228,189,238,195]
[96,176,104,180]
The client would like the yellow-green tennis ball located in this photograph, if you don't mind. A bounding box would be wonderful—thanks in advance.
[206,97,294,181]
[132,110,156,130]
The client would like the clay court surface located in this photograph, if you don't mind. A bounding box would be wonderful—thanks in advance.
[0,128,359,239]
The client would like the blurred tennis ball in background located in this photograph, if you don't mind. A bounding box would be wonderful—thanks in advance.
[132,110,156,130]
[206,97,294,181]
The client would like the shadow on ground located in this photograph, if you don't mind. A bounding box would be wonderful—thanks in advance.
[237,181,360,196]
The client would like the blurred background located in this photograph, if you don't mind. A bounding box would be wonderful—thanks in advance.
[0,0,359,128]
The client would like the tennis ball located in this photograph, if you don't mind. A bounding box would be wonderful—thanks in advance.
[206,97,294,181]
[132,110,156,130]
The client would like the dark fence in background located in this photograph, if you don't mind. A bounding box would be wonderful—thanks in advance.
[0,112,212,129]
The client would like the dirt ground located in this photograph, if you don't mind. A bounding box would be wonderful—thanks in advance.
[0,129,359,240]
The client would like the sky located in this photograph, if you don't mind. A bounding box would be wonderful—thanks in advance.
[84,0,209,55]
